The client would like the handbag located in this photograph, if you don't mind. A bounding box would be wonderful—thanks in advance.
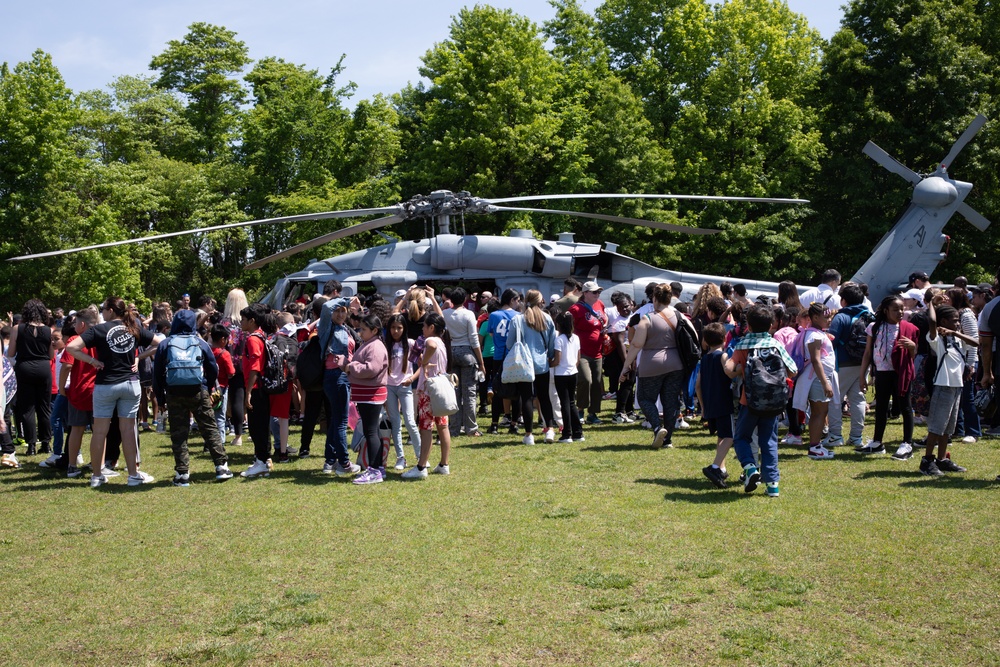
[501,317,535,384]
[974,385,997,419]
[426,373,459,417]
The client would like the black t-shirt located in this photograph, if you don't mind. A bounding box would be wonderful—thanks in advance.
[81,321,155,384]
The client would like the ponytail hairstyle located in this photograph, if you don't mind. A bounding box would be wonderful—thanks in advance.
[806,301,833,324]
[406,288,426,323]
[386,313,410,363]
[555,310,574,337]
[872,295,903,339]
[423,312,453,372]
[103,296,141,338]
[524,289,547,332]
[360,314,383,343]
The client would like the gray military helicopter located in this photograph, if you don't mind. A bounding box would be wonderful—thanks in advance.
[9,114,989,308]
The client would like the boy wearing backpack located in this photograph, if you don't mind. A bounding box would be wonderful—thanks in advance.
[826,283,873,448]
[724,305,798,497]
[153,310,232,485]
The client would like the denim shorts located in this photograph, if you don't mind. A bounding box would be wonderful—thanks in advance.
[927,385,962,436]
[92,379,141,419]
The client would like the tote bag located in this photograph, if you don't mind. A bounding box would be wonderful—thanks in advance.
[501,317,535,384]
[426,373,459,417]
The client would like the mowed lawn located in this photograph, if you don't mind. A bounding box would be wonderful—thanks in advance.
[2,410,1000,666]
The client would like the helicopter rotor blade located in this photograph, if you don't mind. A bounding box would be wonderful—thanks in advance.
[941,114,988,169]
[7,206,402,262]
[244,214,404,271]
[862,141,922,186]
[957,202,992,231]
[485,193,808,205]
[489,205,721,235]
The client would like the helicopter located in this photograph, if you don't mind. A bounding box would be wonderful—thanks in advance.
[9,114,989,309]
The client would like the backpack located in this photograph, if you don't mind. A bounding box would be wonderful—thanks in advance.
[272,333,300,380]
[252,332,289,395]
[841,310,875,365]
[164,334,206,387]
[652,310,702,375]
[743,347,789,417]
[788,329,808,374]
[923,334,962,399]
[1,355,16,408]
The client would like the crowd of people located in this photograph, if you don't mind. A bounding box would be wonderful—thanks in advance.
[1,268,998,495]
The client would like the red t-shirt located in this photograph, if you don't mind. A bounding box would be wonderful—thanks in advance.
[570,300,607,358]
[50,357,57,394]
[213,347,235,388]
[242,330,266,389]
[62,335,98,412]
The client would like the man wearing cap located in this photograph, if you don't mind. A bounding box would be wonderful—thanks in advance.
[971,284,993,315]
[570,281,608,424]
[908,271,930,291]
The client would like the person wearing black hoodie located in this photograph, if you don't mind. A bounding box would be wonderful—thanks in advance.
[153,310,232,485]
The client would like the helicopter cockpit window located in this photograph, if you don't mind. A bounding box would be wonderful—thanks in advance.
[573,253,613,280]
[531,248,545,274]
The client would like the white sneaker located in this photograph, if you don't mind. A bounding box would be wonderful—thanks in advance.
[675,418,690,429]
[1,452,20,468]
[321,462,336,474]
[523,434,535,445]
[127,470,155,486]
[807,445,834,460]
[76,453,85,467]
[543,428,555,443]
[101,466,121,478]
[241,459,272,478]
[962,435,977,444]
[335,461,361,476]
[821,435,845,448]
[432,464,450,475]
[652,428,668,449]
[781,434,803,446]
[215,464,233,480]
[401,466,429,480]
[394,456,407,471]
[89,474,107,488]
[38,454,61,468]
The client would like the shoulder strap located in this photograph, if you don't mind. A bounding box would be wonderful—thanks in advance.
[657,308,677,330]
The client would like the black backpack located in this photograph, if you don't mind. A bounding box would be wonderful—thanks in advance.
[743,347,789,417]
[841,310,875,366]
[251,333,290,395]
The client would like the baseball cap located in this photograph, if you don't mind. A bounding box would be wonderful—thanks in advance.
[394,289,407,299]
[582,281,602,293]
[909,271,930,283]
[550,293,560,304]
[972,283,993,294]
[902,288,925,303]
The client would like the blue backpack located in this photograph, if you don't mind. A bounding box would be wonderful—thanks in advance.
[165,334,205,387]
[1,355,16,408]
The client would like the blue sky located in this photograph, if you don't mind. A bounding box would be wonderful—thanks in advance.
[3,0,845,104]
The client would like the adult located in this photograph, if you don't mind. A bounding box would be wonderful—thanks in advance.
[442,287,486,438]
[552,278,583,313]
[947,288,980,443]
[826,283,871,447]
[620,283,686,448]
[67,296,158,488]
[486,289,521,434]
[7,298,53,456]
[508,290,557,444]
[569,281,607,424]
[971,283,993,316]
[317,296,363,476]
[798,269,841,309]
[908,271,931,291]
[221,288,249,448]
[976,270,1000,437]
[778,280,804,311]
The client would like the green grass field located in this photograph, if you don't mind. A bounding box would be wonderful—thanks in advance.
[2,410,1000,666]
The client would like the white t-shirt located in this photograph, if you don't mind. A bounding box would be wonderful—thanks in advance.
[805,327,835,375]
[606,306,629,334]
[866,321,899,372]
[554,333,580,376]
[926,332,969,388]
[799,284,838,309]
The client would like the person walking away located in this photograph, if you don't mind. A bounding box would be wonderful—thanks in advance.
[508,290,557,445]
[699,323,735,488]
[826,284,873,448]
[442,287,486,438]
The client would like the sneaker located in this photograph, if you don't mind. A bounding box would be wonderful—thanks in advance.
[641,420,652,430]
[523,434,535,445]
[543,428,555,443]
[67,465,82,478]
[846,436,865,447]
[652,427,668,449]
[891,442,914,460]
[432,463,450,475]
[321,461,336,474]
[90,474,107,488]
[76,452,85,467]
[335,461,361,477]
[856,441,886,455]
[558,437,574,444]
[626,411,638,422]
[743,465,761,493]
[612,413,628,424]
[781,434,803,446]
[401,466,429,480]
[765,482,780,497]
[919,456,944,476]
[507,426,520,435]
[498,415,512,427]
[299,448,310,458]
[961,435,978,444]
[1,452,20,468]
[603,391,615,400]
[352,467,384,485]
[127,471,155,486]
[913,415,926,425]
[985,426,1000,438]
[936,457,967,473]
[173,473,191,487]
[586,413,602,424]
[241,459,272,478]
[275,452,291,464]
[394,456,407,471]
[574,436,586,442]
[39,453,61,468]
[100,466,121,478]
[215,464,233,480]
[675,418,690,429]
[487,425,499,435]
[702,465,727,489]
[821,435,844,448]
[807,445,834,460]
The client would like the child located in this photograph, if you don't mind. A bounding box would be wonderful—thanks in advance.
[345,314,389,484]
[774,306,804,445]
[724,305,797,497]
[552,311,584,443]
[858,296,918,458]
[402,313,452,480]
[793,303,839,461]
[210,324,235,444]
[385,313,421,470]
[699,322,734,487]
[920,296,978,475]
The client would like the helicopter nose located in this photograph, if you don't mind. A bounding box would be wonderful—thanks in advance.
[913,177,958,208]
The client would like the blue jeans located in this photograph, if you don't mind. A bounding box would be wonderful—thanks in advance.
[213,387,228,441]
[386,383,420,460]
[732,405,780,484]
[636,370,685,442]
[954,376,981,437]
[50,393,68,455]
[323,368,351,466]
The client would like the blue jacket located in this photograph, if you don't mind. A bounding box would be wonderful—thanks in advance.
[511,313,555,375]
[316,297,353,359]
[153,309,218,403]
[829,303,870,368]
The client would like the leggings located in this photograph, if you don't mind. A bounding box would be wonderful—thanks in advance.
[356,402,385,469]
[14,363,52,446]
[873,370,913,443]
[533,373,555,429]
[299,388,326,450]
[228,371,246,436]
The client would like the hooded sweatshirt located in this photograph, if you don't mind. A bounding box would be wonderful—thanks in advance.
[153,309,219,404]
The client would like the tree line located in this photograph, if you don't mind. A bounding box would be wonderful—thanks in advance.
[1,0,998,312]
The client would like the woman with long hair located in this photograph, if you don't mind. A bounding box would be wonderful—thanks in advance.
[221,288,249,447]
[66,296,158,487]
[508,289,557,444]
[385,313,421,469]
[778,280,804,310]
[402,313,453,479]
[6,298,53,456]
[691,283,723,322]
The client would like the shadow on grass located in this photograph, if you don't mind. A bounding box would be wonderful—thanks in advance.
[852,469,915,480]
[582,443,658,452]
[897,476,999,490]
[635,477,742,503]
